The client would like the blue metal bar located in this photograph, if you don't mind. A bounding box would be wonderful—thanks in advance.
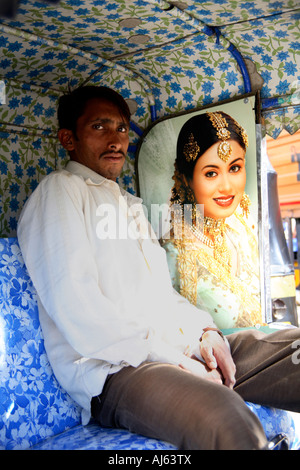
[128,145,137,153]
[227,42,252,94]
[207,26,252,94]
[130,121,143,136]
[150,104,157,122]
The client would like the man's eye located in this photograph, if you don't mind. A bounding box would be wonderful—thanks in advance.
[92,124,103,130]
[118,126,128,133]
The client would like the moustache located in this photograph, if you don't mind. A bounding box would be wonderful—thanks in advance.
[100,150,126,158]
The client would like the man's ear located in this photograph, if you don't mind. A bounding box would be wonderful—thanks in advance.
[57,129,75,151]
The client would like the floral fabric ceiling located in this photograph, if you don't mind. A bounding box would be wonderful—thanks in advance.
[0,0,299,235]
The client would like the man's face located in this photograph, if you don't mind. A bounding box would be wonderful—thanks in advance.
[60,98,130,181]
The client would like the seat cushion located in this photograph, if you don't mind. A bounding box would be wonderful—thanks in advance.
[0,237,81,449]
[30,420,176,450]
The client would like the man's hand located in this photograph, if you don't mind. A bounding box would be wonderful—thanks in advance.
[179,354,223,386]
[200,330,236,389]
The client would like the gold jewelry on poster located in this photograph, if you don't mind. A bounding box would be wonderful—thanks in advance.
[239,192,251,218]
[240,127,249,148]
[231,117,249,148]
[183,133,200,162]
[207,112,232,162]
[203,217,232,273]
[172,212,263,326]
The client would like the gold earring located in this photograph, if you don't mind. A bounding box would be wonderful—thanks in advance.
[240,192,251,218]
[183,133,200,162]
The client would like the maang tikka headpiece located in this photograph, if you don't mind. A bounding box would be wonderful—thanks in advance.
[207,112,232,162]
[207,111,249,163]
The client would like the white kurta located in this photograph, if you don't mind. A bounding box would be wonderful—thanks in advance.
[17,161,216,423]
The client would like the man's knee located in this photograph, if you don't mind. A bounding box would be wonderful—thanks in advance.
[94,362,267,450]
[179,384,267,450]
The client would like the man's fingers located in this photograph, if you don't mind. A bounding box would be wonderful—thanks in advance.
[200,330,236,388]
[200,345,218,369]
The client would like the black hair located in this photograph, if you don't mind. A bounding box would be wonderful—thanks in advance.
[176,111,247,181]
[57,85,131,134]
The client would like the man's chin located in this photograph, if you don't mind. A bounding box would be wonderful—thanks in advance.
[98,162,125,181]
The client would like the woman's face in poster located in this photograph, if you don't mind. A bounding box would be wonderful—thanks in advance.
[189,139,247,219]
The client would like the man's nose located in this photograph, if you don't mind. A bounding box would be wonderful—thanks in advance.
[107,131,122,150]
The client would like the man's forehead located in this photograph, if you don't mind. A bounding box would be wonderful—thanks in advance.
[77,97,127,124]
[82,97,128,123]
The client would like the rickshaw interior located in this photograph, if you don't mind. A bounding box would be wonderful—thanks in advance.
[0,0,299,451]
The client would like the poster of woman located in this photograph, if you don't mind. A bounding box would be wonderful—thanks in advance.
[137,94,265,328]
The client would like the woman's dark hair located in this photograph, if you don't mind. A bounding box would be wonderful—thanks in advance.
[57,85,131,135]
[176,111,247,181]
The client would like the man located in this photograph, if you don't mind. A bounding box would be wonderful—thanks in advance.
[17,85,300,450]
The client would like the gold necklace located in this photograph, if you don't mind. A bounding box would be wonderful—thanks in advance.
[189,224,214,248]
[173,213,263,326]
[203,216,225,238]
[190,217,232,272]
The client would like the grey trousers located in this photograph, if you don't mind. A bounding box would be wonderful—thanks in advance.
[91,328,300,450]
